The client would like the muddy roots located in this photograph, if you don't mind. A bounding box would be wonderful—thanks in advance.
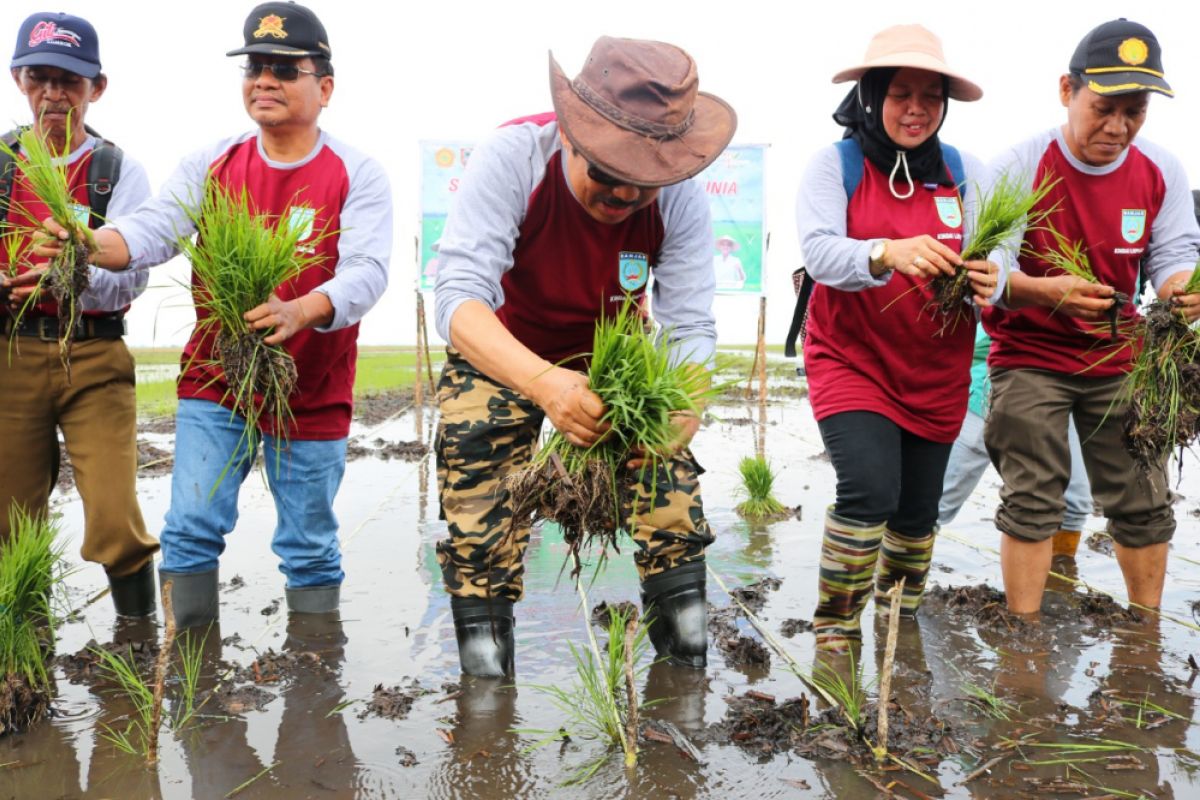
[0,673,51,735]
[44,240,91,375]
[926,268,974,335]
[1123,300,1200,471]
[506,456,624,578]
[213,328,298,433]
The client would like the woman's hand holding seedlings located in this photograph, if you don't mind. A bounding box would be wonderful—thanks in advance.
[1040,275,1115,320]
[964,260,1000,306]
[530,367,609,448]
[881,235,962,279]
[1160,271,1200,324]
[245,292,333,345]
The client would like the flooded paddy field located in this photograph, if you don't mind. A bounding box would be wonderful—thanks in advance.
[4,373,1200,799]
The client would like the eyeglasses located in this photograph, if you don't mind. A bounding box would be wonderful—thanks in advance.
[241,61,324,81]
[586,161,630,187]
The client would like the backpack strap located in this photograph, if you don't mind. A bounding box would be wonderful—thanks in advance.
[0,127,24,225]
[84,126,123,230]
[941,143,966,196]
[834,138,864,200]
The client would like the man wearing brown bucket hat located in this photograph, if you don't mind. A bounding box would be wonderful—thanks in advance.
[433,36,736,677]
[983,19,1200,618]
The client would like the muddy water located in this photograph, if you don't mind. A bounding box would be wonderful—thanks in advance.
[3,390,1200,799]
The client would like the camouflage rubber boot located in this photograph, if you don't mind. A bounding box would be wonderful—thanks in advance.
[874,528,935,617]
[814,511,885,651]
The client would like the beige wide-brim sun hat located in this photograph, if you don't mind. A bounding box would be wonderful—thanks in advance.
[832,24,983,102]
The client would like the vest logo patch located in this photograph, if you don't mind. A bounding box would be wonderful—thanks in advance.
[70,203,90,228]
[934,196,963,228]
[286,206,316,242]
[618,251,649,291]
[1121,209,1146,244]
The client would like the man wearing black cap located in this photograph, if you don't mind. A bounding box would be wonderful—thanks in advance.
[982,19,1200,618]
[41,2,392,628]
[0,12,159,618]
[433,37,736,676]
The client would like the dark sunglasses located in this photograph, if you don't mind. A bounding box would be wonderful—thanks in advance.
[241,61,324,81]
[586,161,633,188]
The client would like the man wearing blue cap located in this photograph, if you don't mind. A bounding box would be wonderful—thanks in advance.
[0,12,159,617]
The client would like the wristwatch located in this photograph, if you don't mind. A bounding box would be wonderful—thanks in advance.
[868,240,890,276]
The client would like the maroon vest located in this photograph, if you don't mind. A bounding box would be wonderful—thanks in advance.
[805,156,973,443]
[496,139,664,368]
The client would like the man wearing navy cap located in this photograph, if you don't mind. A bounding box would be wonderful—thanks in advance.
[40,2,392,628]
[983,19,1200,618]
[0,12,159,618]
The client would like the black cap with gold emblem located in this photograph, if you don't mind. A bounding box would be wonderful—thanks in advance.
[1069,19,1171,98]
[226,1,331,60]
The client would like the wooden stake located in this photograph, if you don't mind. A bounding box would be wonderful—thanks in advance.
[148,580,177,766]
[414,289,425,409]
[756,296,768,406]
[874,578,904,763]
[623,608,640,769]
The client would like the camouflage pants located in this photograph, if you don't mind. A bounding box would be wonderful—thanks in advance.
[435,349,714,602]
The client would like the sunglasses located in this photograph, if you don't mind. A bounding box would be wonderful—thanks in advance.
[241,61,324,82]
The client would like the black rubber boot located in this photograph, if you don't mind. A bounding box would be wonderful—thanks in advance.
[641,561,708,669]
[285,584,341,615]
[450,596,514,678]
[159,567,219,630]
[109,561,157,618]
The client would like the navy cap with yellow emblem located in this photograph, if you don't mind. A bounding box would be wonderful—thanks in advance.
[1069,19,1171,98]
[226,1,331,59]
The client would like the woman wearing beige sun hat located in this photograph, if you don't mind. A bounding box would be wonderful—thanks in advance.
[795,24,1002,652]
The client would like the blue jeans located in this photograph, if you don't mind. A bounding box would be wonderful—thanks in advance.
[160,398,348,588]
[939,410,1092,530]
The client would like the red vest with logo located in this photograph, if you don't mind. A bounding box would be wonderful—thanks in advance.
[495,124,664,367]
[805,157,973,443]
[985,140,1164,377]
[177,139,356,440]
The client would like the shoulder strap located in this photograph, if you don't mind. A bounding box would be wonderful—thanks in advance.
[783,267,815,358]
[84,125,123,230]
[0,127,24,225]
[942,143,966,196]
[834,138,864,200]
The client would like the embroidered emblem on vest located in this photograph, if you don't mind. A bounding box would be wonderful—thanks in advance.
[1121,209,1146,244]
[253,15,287,40]
[934,196,963,228]
[618,251,649,291]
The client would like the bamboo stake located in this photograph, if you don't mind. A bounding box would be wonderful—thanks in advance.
[623,608,640,769]
[414,289,425,409]
[148,580,177,765]
[874,579,904,763]
[757,296,768,406]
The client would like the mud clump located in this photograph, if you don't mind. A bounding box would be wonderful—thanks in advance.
[360,681,435,721]
[727,577,781,615]
[345,437,429,463]
[707,692,809,758]
[1086,531,1115,556]
[709,605,771,668]
[0,674,51,735]
[234,648,329,685]
[213,684,276,714]
[1076,591,1143,627]
[56,637,159,684]
[355,389,416,428]
[923,583,1030,633]
[590,600,639,629]
[779,618,814,638]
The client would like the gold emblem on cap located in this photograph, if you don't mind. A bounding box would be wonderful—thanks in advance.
[253,14,287,40]
[1117,37,1148,66]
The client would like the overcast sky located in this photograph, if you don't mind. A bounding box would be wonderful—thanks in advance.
[3,0,1198,349]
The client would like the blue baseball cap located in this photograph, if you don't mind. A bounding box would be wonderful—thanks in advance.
[10,12,102,79]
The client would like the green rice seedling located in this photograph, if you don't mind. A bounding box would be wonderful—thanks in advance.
[0,121,94,373]
[928,170,1059,329]
[805,650,871,736]
[97,628,209,761]
[734,455,787,521]
[176,177,328,489]
[0,508,64,733]
[506,297,714,575]
[960,677,1019,721]
[517,598,655,784]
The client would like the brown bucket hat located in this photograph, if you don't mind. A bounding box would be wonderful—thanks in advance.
[832,24,982,102]
[550,36,737,188]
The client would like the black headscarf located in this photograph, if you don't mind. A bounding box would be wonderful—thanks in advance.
[832,68,953,188]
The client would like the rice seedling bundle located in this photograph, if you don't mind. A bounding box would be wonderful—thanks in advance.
[1122,261,1200,471]
[927,171,1059,328]
[177,178,325,477]
[734,455,787,521]
[0,124,94,371]
[506,299,711,575]
[0,508,64,734]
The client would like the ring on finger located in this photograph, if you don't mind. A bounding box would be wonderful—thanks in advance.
[913,255,925,267]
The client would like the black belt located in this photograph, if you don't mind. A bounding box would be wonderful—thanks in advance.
[3,314,126,341]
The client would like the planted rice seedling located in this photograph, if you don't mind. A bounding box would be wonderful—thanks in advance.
[805,651,871,737]
[506,298,713,575]
[928,170,1059,330]
[176,178,327,489]
[1122,260,1200,472]
[0,508,64,734]
[517,595,654,784]
[734,456,787,521]
[0,123,94,374]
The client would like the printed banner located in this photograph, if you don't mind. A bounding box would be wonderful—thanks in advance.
[417,140,767,295]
